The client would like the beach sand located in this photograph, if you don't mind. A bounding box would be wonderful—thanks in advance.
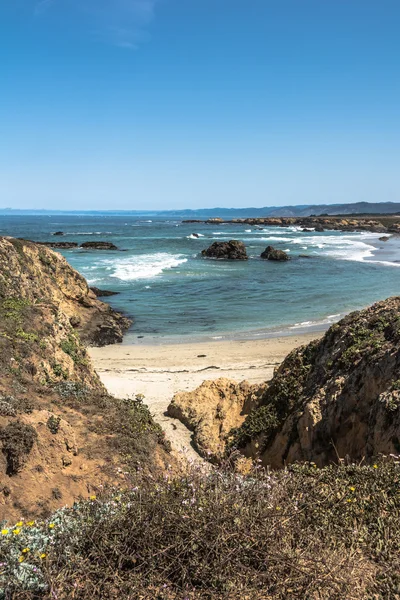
[89,333,321,461]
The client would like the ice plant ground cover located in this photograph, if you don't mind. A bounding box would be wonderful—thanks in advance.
[1,459,400,599]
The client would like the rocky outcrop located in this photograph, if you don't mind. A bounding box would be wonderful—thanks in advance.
[260,246,290,261]
[167,378,266,460]
[2,237,130,347]
[80,241,118,250]
[185,215,400,234]
[90,287,119,297]
[201,240,248,260]
[0,237,170,522]
[229,297,400,467]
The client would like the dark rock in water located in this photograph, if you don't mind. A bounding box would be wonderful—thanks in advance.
[201,240,248,260]
[314,224,325,232]
[90,287,120,298]
[53,231,64,236]
[80,241,118,250]
[299,254,313,259]
[261,246,290,261]
[36,241,78,249]
[192,233,200,238]
[379,236,390,242]
[302,228,313,232]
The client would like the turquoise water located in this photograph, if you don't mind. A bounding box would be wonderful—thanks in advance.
[1,215,400,344]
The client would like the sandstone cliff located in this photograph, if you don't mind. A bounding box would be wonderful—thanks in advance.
[229,297,400,467]
[0,237,170,522]
[2,237,130,347]
[167,378,266,460]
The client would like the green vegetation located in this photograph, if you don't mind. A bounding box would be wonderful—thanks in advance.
[1,460,399,599]
[59,333,88,365]
[108,394,172,459]
[46,416,61,435]
[0,298,30,324]
[0,422,38,476]
[51,363,68,379]
[15,328,38,344]
[229,343,318,452]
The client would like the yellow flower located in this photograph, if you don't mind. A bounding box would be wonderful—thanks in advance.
[18,556,25,563]
[349,486,355,492]
[13,528,21,535]
[90,495,96,501]
[15,521,23,527]
[48,523,55,529]
[22,548,30,554]
[26,521,35,527]
[276,506,281,511]
[40,553,47,560]
[1,529,9,536]
[346,499,352,503]
[373,464,378,469]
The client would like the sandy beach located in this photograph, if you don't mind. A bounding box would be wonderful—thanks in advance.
[89,332,321,460]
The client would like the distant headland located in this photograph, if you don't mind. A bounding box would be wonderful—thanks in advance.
[1,200,400,218]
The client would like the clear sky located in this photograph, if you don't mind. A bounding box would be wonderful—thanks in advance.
[1,0,399,210]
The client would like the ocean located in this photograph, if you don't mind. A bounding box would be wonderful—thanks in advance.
[1,214,400,344]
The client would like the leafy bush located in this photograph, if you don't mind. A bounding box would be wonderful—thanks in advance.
[1,459,399,599]
[0,422,38,475]
[46,415,61,435]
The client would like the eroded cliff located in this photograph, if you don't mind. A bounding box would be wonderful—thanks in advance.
[229,297,400,466]
[0,237,170,522]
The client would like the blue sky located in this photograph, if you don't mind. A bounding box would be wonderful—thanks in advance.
[1,0,399,210]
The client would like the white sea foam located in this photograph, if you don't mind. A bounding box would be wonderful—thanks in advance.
[289,313,342,330]
[187,233,204,239]
[245,229,252,233]
[101,253,188,281]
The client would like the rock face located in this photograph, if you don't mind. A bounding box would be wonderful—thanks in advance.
[167,378,266,460]
[201,240,248,260]
[0,237,170,522]
[2,238,130,347]
[229,297,400,467]
[260,246,290,261]
[80,241,118,250]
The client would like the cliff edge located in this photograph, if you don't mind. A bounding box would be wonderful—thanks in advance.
[0,237,170,522]
[229,297,400,466]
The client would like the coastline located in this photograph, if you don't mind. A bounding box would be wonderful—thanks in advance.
[89,332,321,458]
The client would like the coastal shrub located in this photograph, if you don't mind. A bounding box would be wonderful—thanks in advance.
[109,394,172,459]
[46,415,61,435]
[1,459,399,599]
[0,422,38,475]
[0,396,34,417]
[53,381,89,401]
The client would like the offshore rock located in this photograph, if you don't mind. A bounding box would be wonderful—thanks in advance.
[80,241,118,250]
[201,240,248,260]
[261,246,290,261]
[34,241,78,249]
